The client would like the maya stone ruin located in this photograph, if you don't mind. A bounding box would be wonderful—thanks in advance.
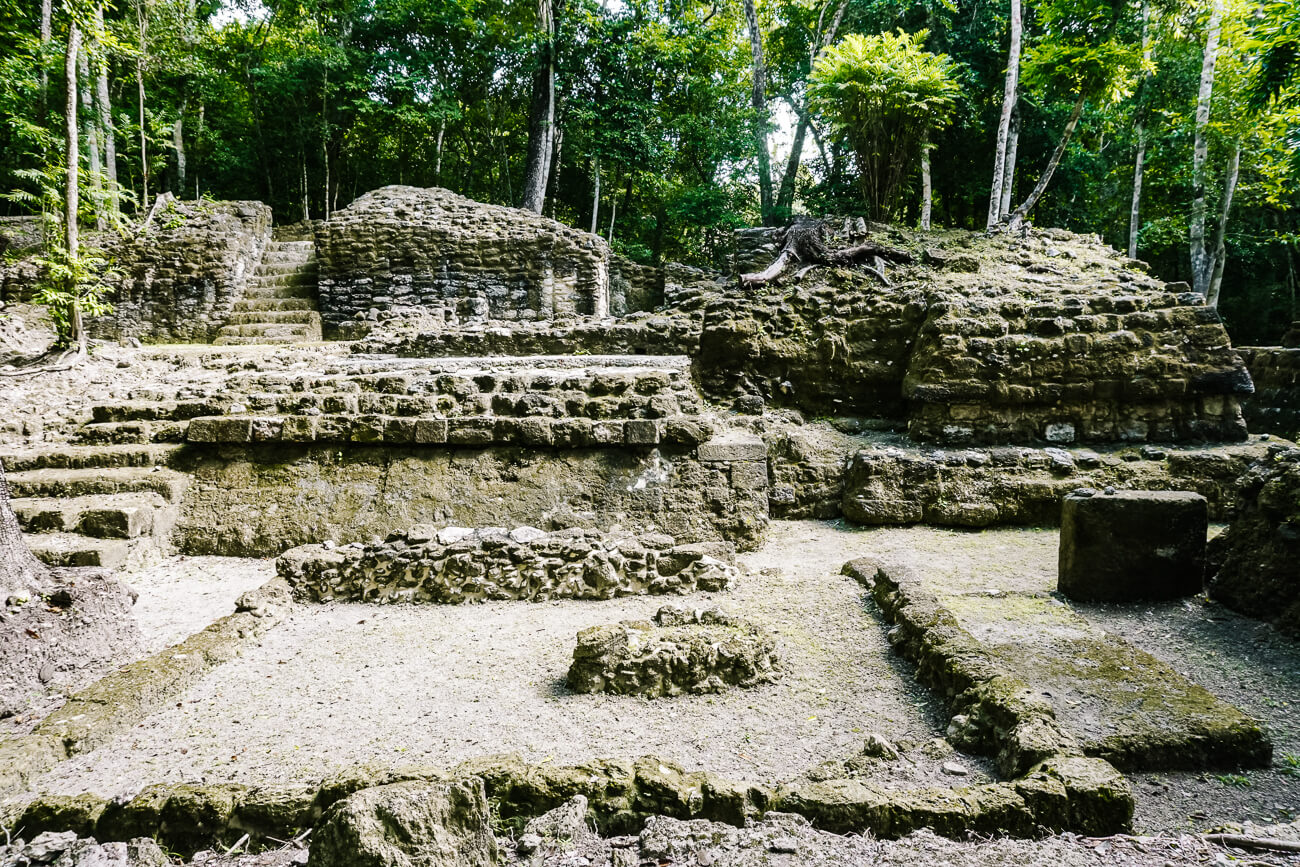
[1,185,1300,866]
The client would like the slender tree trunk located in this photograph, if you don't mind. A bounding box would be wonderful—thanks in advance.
[987,0,1022,231]
[1206,140,1241,308]
[774,0,849,218]
[172,99,185,196]
[300,149,310,221]
[520,0,555,213]
[1128,1,1152,259]
[321,62,330,219]
[1191,0,1223,297]
[66,22,86,351]
[743,0,773,224]
[920,144,932,230]
[1005,95,1085,231]
[434,118,445,185]
[546,127,563,219]
[78,46,103,230]
[194,101,204,198]
[135,0,150,214]
[606,169,619,244]
[40,0,53,112]
[94,4,118,222]
[999,104,1019,218]
[589,155,600,235]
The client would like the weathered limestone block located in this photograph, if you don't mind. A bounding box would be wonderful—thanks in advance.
[277,528,737,604]
[1238,346,1300,441]
[309,779,498,867]
[566,606,781,697]
[1057,489,1208,602]
[1209,445,1300,636]
[316,186,611,337]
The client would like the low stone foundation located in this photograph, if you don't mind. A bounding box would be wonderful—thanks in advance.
[277,528,737,604]
[566,606,780,697]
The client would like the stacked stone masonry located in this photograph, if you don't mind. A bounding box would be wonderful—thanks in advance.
[315,186,613,337]
[276,527,738,603]
[1238,346,1300,441]
[566,606,781,697]
[93,200,272,344]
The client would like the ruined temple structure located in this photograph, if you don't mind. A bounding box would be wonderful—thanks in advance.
[2,189,1299,861]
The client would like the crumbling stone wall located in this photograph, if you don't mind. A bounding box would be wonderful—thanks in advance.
[1238,346,1299,441]
[316,186,612,337]
[93,200,271,343]
[610,254,664,315]
[277,527,736,603]
[1209,445,1300,636]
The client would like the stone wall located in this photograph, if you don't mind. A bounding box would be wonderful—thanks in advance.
[315,186,611,337]
[1238,346,1300,441]
[704,225,1252,445]
[839,440,1268,528]
[610,255,664,315]
[94,200,271,343]
[1208,445,1300,636]
[277,527,737,603]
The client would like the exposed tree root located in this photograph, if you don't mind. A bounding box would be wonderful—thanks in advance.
[740,220,914,288]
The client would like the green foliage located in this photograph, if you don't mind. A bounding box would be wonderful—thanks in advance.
[809,30,961,220]
[31,246,117,345]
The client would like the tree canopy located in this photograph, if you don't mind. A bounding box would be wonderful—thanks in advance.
[1,0,1298,341]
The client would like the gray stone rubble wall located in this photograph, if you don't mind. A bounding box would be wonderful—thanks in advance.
[1238,346,1300,441]
[277,527,737,603]
[567,606,780,697]
[316,186,612,337]
[92,200,272,343]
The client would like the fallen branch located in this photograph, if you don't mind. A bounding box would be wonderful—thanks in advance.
[1203,834,1300,854]
[740,221,913,288]
[224,833,251,855]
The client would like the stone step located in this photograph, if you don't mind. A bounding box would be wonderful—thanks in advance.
[212,334,319,346]
[232,297,317,313]
[0,444,181,472]
[216,321,321,339]
[25,532,134,569]
[73,421,189,445]
[271,240,315,249]
[248,272,317,288]
[260,249,315,264]
[6,467,190,502]
[224,310,322,326]
[243,284,316,300]
[252,263,317,279]
[12,492,174,539]
[91,400,224,424]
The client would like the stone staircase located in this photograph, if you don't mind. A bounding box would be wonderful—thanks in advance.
[215,240,322,345]
[2,444,187,569]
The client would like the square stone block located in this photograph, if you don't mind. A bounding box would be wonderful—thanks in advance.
[1058,490,1207,602]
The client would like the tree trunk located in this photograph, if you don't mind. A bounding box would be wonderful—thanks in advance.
[321,62,330,219]
[94,4,118,222]
[546,127,563,219]
[744,0,773,224]
[136,0,150,214]
[1128,0,1152,259]
[589,155,600,235]
[1128,127,1146,259]
[434,117,445,185]
[78,46,103,231]
[40,0,53,111]
[998,103,1019,219]
[920,145,932,230]
[0,462,48,603]
[774,0,849,219]
[987,0,1022,231]
[194,101,204,198]
[519,0,555,214]
[1206,140,1241,308]
[1190,0,1224,297]
[66,22,86,353]
[1004,95,1085,231]
[172,98,186,197]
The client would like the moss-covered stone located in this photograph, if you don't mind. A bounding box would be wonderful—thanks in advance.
[1034,756,1134,836]
[17,793,109,838]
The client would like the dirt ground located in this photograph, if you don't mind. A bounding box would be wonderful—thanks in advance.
[29,522,979,798]
[17,521,1297,840]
